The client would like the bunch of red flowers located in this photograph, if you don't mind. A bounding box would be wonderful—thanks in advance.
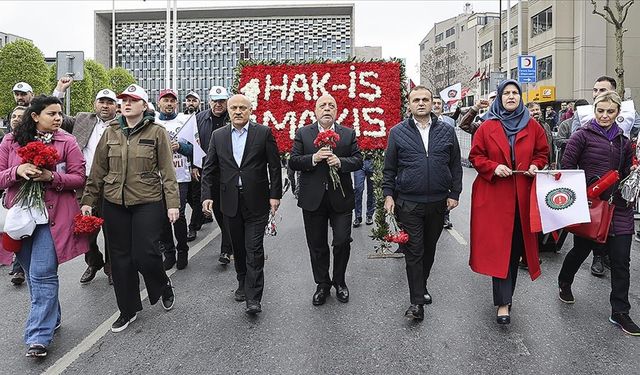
[73,214,104,235]
[384,230,409,244]
[385,212,409,244]
[313,130,340,149]
[17,141,59,168]
[14,141,60,213]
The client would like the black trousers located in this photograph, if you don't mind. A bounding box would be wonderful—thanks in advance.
[559,234,632,314]
[103,200,170,317]
[187,177,203,231]
[396,198,446,305]
[224,192,269,303]
[84,196,110,272]
[302,192,352,289]
[162,183,189,254]
[492,213,524,306]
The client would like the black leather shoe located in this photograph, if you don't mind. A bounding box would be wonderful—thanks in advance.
[404,304,424,320]
[246,300,262,315]
[591,255,605,276]
[218,253,231,265]
[186,230,197,242]
[497,306,510,324]
[312,287,330,306]
[558,281,575,304]
[176,251,188,270]
[335,284,349,303]
[234,287,246,302]
[80,266,100,284]
[424,289,432,305]
[161,279,175,311]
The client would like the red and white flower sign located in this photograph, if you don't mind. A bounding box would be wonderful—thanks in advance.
[236,61,403,153]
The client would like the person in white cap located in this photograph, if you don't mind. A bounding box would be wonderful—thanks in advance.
[183,91,201,115]
[80,83,179,333]
[65,89,119,285]
[12,82,34,106]
[154,88,192,270]
[193,86,232,261]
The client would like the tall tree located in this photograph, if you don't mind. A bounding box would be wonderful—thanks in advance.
[0,40,49,117]
[85,60,111,96]
[108,67,136,94]
[590,0,636,97]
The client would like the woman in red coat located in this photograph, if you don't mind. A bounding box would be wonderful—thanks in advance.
[469,80,549,325]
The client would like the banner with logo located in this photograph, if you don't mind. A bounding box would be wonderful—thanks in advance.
[530,170,590,234]
[176,113,206,168]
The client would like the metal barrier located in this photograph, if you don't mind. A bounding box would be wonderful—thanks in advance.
[455,127,473,167]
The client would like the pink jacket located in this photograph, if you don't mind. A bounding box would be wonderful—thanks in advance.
[0,130,88,264]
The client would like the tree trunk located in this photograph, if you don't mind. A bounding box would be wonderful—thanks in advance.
[615,26,625,98]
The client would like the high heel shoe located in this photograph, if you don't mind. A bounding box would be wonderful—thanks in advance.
[497,306,511,325]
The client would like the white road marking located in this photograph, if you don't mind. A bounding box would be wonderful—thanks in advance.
[446,227,468,246]
[44,228,221,375]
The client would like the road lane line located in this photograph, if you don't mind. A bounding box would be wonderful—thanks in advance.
[44,228,220,375]
[446,228,468,246]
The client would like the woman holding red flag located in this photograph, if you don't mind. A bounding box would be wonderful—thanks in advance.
[558,91,639,336]
[0,95,87,358]
[468,80,549,325]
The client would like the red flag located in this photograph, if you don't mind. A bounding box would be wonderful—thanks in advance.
[469,69,481,81]
[461,87,470,98]
[407,79,416,91]
[479,69,487,81]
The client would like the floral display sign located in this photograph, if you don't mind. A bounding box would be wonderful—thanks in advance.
[235,60,404,154]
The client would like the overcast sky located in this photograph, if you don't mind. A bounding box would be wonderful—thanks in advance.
[0,0,502,81]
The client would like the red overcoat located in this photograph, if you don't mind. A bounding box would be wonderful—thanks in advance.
[468,119,549,280]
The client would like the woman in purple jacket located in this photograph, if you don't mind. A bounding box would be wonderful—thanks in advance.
[0,95,88,357]
[558,91,639,336]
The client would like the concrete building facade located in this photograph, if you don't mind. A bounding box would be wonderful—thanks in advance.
[0,32,31,48]
[95,5,354,102]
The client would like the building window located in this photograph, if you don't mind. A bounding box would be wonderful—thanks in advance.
[446,41,455,50]
[531,7,552,37]
[480,78,489,96]
[501,27,518,51]
[445,27,455,38]
[510,67,518,80]
[480,41,493,61]
[435,33,443,42]
[537,55,552,80]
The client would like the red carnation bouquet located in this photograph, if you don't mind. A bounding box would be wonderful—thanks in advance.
[73,214,104,235]
[384,213,409,244]
[313,130,344,197]
[14,141,59,213]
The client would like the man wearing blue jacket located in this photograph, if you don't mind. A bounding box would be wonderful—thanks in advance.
[383,85,463,321]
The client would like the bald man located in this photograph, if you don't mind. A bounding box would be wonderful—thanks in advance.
[289,94,363,306]
[201,94,282,315]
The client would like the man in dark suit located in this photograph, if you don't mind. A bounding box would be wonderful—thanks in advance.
[289,94,363,306]
[201,94,282,315]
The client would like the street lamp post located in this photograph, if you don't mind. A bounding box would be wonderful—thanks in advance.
[112,0,116,68]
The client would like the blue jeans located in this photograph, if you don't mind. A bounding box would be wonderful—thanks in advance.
[353,159,375,220]
[15,224,61,347]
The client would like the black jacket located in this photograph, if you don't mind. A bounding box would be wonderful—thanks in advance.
[195,109,229,165]
[200,121,282,217]
[383,114,462,203]
[289,123,363,212]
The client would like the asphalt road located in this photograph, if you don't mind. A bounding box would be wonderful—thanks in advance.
[1,169,640,374]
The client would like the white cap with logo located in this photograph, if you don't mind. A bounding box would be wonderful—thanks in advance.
[209,86,229,100]
[96,89,117,101]
[12,82,33,93]
[117,84,149,103]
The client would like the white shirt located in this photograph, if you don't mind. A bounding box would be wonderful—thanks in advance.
[414,116,431,155]
[155,113,192,183]
[83,117,111,176]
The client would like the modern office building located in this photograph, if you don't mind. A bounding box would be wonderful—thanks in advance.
[0,32,31,48]
[354,46,382,60]
[95,5,354,102]
[441,0,640,103]
[419,3,499,104]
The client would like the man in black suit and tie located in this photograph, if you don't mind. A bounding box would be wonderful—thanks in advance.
[201,94,282,315]
[289,94,363,306]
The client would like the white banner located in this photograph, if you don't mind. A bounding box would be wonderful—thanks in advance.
[176,114,207,168]
[535,170,590,233]
[439,82,462,103]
